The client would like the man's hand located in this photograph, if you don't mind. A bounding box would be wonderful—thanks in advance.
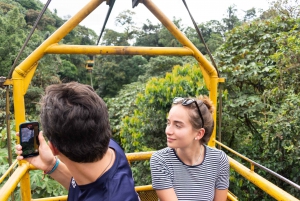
[16,132,56,171]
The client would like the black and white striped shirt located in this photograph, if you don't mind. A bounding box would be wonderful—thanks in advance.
[150,145,229,201]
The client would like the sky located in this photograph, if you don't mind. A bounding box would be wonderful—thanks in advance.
[40,0,270,34]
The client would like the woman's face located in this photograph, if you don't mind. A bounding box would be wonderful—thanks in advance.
[165,105,198,149]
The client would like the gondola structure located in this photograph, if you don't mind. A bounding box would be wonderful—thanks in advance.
[0,0,299,200]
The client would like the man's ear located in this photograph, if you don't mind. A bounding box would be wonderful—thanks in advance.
[48,141,60,155]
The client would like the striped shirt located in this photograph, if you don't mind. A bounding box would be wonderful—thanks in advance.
[150,145,229,201]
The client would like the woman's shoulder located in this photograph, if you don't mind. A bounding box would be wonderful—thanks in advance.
[205,145,228,159]
[151,147,173,160]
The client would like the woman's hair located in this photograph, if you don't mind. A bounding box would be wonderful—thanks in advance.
[40,82,111,163]
[172,95,215,144]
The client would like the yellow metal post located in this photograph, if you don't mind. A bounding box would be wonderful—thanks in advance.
[11,1,106,200]
[207,76,219,147]
[142,0,217,75]
[142,0,221,146]
[14,0,104,76]
[1,0,297,200]
[229,157,299,200]
[0,163,30,201]
[46,45,194,56]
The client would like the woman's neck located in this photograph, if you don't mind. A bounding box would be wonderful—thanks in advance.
[175,144,204,166]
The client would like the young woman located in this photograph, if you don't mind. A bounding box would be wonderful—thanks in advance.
[150,95,229,201]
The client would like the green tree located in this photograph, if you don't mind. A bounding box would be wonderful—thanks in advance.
[135,19,162,47]
[269,0,300,18]
[158,17,183,47]
[115,10,138,42]
[119,64,207,186]
[216,16,300,199]
[0,7,27,76]
[140,56,185,80]
[120,64,207,153]
[15,0,41,10]
[106,81,145,145]
[260,0,300,19]
[185,20,224,55]
[243,8,257,22]
[222,5,241,32]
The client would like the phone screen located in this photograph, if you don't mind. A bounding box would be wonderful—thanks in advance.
[19,122,40,158]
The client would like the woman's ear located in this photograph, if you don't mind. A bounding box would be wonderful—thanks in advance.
[48,141,60,155]
[195,128,205,140]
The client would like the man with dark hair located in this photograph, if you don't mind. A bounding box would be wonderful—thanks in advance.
[16,82,140,201]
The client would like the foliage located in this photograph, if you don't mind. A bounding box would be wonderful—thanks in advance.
[135,19,162,47]
[120,64,207,152]
[270,0,300,18]
[260,0,300,19]
[25,9,56,29]
[58,60,78,81]
[0,120,21,200]
[140,56,185,80]
[119,64,207,185]
[222,5,241,31]
[216,15,300,199]
[30,171,67,198]
[2,0,300,199]
[0,0,96,199]
[0,7,27,76]
[106,81,146,145]
[158,18,184,47]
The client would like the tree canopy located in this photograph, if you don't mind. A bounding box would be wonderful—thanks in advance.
[0,0,300,199]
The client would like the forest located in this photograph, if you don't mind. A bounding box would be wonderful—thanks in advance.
[0,0,299,200]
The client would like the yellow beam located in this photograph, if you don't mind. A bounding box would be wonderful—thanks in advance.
[135,185,153,192]
[126,151,156,161]
[142,0,223,146]
[0,160,18,184]
[227,191,238,201]
[0,162,30,201]
[12,0,104,78]
[10,1,106,200]
[13,77,26,134]
[3,79,13,86]
[229,157,299,201]
[32,196,67,201]
[142,0,218,78]
[45,45,194,56]
[207,76,219,147]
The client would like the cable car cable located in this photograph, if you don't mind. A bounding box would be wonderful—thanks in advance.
[182,0,220,78]
[96,0,116,45]
[182,0,223,147]
[5,3,51,193]
[8,0,52,79]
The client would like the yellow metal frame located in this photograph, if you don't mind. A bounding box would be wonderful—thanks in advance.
[85,60,94,70]
[1,0,299,200]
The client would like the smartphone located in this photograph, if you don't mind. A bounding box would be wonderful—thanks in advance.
[19,121,40,158]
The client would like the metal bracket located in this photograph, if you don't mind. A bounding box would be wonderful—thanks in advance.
[0,76,7,88]
[0,77,13,88]
[132,0,139,8]
[107,0,115,7]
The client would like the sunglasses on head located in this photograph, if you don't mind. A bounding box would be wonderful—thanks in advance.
[173,97,204,128]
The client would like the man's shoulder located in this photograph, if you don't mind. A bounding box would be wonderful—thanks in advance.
[109,138,121,149]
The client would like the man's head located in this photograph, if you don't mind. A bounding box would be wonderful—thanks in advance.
[40,82,111,163]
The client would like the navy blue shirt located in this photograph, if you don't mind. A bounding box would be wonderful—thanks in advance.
[67,139,140,201]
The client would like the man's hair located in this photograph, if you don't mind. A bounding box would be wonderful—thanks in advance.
[40,82,111,163]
